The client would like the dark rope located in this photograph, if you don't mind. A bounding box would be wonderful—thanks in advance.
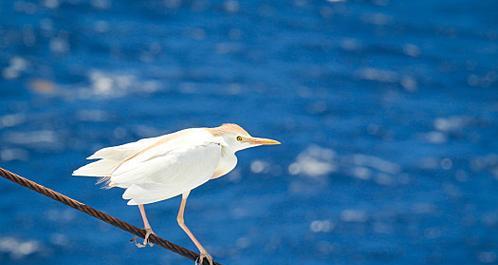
[0,167,221,265]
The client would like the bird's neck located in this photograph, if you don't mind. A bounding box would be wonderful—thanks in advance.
[211,145,238,179]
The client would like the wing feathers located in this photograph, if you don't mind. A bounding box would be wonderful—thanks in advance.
[120,142,221,204]
[86,135,163,160]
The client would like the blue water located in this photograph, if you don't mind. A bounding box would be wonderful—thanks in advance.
[1,0,498,264]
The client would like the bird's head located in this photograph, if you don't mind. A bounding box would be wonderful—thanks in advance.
[209,123,281,152]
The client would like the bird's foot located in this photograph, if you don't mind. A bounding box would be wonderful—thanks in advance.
[131,228,155,248]
[195,251,213,265]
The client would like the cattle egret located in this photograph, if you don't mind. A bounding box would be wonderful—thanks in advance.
[73,123,280,265]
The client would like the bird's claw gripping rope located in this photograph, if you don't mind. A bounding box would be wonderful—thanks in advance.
[132,228,155,248]
[196,252,214,265]
[0,167,221,265]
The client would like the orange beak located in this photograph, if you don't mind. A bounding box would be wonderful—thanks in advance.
[246,137,281,145]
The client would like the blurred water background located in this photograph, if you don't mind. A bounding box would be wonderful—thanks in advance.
[1,0,498,264]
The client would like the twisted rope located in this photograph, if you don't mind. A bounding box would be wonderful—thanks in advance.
[0,167,221,265]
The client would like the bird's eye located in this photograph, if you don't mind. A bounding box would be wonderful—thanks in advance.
[236,136,243,141]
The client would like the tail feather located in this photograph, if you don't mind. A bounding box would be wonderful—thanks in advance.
[87,147,133,161]
[72,159,120,177]
[77,136,165,177]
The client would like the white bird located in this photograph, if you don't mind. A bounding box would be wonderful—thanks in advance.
[73,123,280,265]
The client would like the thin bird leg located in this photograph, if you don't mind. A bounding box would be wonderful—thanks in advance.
[177,191,213,265]
[134,204,155,248]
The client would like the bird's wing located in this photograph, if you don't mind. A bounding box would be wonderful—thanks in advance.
[114,141,222,205]
[72,129,190,177]
[86,135,164,160]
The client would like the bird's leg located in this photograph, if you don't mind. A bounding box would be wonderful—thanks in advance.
[133,204,156,248]
[177,191,213,265]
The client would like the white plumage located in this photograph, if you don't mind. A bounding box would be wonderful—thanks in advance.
[120,142,221,205]
[74,128,223,205]
[72,123,280,265]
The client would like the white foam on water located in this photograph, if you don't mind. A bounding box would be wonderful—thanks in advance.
[310,219,335,233]
[352,154,401,175]
[403,43,421,57]
[0,148,29,162]
[250,160,270,174]
[0,237,41,259]
[434,116,469,132]
[67,70,161,99]
[0,114,26,128]
[357,67,398,83]
[2,57,29,80]
[340,209,368,223]
[423,131,447,144]
[4,130,57,145]
[288,145,337,178]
